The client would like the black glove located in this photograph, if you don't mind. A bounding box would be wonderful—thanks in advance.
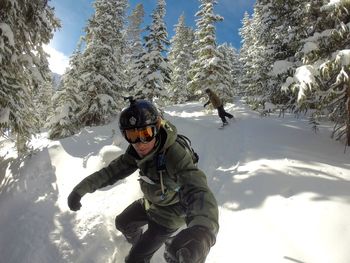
[67,191,82,211]
[203,102,208,108]
[164,226,214,263]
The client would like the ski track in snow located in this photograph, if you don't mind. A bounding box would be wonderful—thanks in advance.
[1,100,350,263]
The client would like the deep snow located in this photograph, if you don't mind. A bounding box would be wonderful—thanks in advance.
[1,100,350,263]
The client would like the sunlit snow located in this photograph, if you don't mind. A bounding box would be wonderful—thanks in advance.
[1,100,350,263]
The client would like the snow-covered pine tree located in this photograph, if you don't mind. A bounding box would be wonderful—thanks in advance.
[48,87,80,140]
[276,0,325,112]
[187,0,225,99]
[225,44,242,97]
[321,50,350,145]
[281,0,350,145]
[48,47,83,139]
[287,0,330,114]
[124,3,145,91]
[264,0,309,106]
[217,43,238,98]
[312,1,350,145]
[168,13,195,103]
[240,0,303,107]
[320,1,350,146]
[76,0,127,126]
[239,11,254,98]
[0,0,60,153]
[239,0,350,144]
[33,79,54,128]
[133,0,171,103]
[243,1,277,105]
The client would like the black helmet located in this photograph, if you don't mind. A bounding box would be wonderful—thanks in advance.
[119,97,160,131]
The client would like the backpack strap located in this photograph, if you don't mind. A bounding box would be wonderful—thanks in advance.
[154,138,181,200]
[155,152,167,200]
[154,134,198,199]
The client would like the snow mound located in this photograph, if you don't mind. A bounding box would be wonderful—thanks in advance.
[99,145,123,165]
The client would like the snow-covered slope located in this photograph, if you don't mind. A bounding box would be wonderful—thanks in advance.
[1,100,349,263]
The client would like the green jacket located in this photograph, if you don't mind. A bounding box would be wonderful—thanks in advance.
[73,120,219,236]
[205,89,222,109]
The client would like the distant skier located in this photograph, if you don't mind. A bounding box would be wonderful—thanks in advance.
[203,88,234,126]
[67,97,219,263]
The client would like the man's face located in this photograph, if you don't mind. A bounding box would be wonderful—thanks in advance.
[132,137,156,157]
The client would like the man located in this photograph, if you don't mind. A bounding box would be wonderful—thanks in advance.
[67,97,219,263]
[203,88,234,126]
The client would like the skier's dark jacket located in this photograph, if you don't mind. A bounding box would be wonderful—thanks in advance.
[72,120,219,237]
[205,88,222,109]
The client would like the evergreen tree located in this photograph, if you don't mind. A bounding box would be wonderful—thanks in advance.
[124,4,145,90]
[168,13,195,103]
[239,0,350,145]
[217,43,238,98]
[288,0,350,145]
[263,0,304,105]
[246,1,275,104]
[76,0,128,126]
[47,87,81,140]
[321,1,350,145]
[48,47,83,139]
[239,11,254,97]
[240,0,304,106]
[188,0,225,99]
[33,80,54,127]
[227,44,242,96]
[133,0,171,102]
[0,0,60,153]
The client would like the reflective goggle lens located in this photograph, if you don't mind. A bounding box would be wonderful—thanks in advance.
[124,126,156,143]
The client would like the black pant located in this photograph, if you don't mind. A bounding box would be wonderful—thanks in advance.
[115,199,177,263]
[217,105,233,123]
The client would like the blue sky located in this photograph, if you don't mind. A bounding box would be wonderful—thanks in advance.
[46,0,255,74]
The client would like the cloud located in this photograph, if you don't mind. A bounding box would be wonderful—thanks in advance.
[43,45,70,75]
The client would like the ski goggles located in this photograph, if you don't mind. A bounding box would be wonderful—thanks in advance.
[122,125,157,144]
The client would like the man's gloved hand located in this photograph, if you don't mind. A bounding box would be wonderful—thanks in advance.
[203,102,209,108]
[164,226,214,263]
[67,191,82,211]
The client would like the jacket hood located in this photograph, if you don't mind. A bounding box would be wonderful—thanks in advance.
[158,119,177,152]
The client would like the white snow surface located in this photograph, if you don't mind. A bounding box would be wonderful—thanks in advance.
[1,100,350,263]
